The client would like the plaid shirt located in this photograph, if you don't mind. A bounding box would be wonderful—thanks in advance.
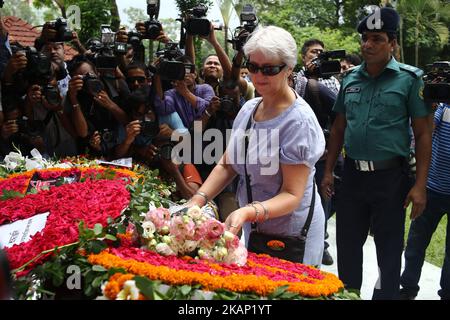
[297,68,341,95]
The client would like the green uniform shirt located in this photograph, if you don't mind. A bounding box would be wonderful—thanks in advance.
[333,57,431,161]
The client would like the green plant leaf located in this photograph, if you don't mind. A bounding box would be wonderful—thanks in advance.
[134,276,155,300]
[105,234,117,241]
[92,265,107,272]
[93,223,103,236]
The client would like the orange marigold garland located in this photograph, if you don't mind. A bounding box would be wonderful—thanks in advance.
[88,243,344,298]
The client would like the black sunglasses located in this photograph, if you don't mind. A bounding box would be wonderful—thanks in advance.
[127,76,147,84]
[246,62,287,76]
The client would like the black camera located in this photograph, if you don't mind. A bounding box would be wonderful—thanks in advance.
[41,84,61,106]
[11,45,53,83]
[186,4,211,37]
[423,61,450,103]
[86,38,103,53]
[155,43,186,81]
[82,73,104,96]
[157,143,173,161]
[140,119,160,141]
[16,116,45,137]
[231,4,258,52]
[99,128,118,153]
[127,30,142,48]
[309,50,346,78]
[220,95,236,113]
[47,18,74,42]
[143,0,163,40]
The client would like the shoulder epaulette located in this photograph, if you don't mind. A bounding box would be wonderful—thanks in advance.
[398,63,424,78]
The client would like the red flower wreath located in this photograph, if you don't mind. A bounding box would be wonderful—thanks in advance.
[0,169,131,274]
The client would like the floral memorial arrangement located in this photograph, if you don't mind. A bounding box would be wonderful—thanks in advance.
[0,151,353,300]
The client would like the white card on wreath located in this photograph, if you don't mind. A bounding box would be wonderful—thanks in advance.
[96,158,133,168]
[0,212,50,249]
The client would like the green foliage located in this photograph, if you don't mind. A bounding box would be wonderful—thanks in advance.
[1,0,40,25]
[175,0,213,14]
[32,0,121,44]
[1,189,25,200]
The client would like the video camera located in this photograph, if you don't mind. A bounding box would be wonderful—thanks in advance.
[231,4,258,52]
[82,73,104,97]
[423,61,450,103]
[142,0,163,40]
[10,44,61,105]
[309,50,346,78]
[47,17,74,42]
[88,25,123,71]
[155,42,186,81]
[186,4,211,37]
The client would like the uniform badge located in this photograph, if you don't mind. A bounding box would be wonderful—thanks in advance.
[419,86,424,100]
[346,87,361,93]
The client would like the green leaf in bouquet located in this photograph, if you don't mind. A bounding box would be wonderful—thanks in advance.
[134,276,156,300]
[1,189,25,200]
[92,265,107,272]
[87,240,107,254]
[116,224,127,235]
[268,285,290,299]
[93,223,103,236]
[180,285,192,296]
[105,234,117,241]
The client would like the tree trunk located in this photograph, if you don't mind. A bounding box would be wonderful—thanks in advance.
[415,13,419,66]
[54,0,66,18]
[109,0,121,30]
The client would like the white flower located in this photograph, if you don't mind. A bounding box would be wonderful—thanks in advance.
[182,240,199,253]
[3,152,23,170]
[155,243,176,256]
[212,247,228,261]
[116,280,140,300]
[187,205,202,219]
[142,221,156,239]
[25,158,44,171]
[223,231,235,242]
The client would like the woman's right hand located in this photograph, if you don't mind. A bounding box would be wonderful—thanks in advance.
[125,120,141,144]
[68,75,84,102]
[224,207,253,235]
[27,85,42,105]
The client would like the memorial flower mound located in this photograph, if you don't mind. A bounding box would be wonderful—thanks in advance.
[0,160,350,300]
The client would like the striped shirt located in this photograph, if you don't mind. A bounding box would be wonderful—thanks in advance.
[428,103,450,195]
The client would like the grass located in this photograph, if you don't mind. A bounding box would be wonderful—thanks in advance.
[404,206,447,268]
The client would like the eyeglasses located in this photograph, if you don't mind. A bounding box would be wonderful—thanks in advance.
[127,76,147,84]
[246,62,286,76]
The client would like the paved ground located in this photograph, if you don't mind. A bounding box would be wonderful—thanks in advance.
[321,218,442,300]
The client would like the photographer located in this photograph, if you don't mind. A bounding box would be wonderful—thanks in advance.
[0,11,11,79]
[21,62,77,157]
[114,88,200,200]
[154,55,215,130]
[0,99,46,157]
[298,39,341,95]
[65,57,128,157]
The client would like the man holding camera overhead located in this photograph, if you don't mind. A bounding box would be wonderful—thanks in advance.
[298,39,341,95]
[321,7,432,299]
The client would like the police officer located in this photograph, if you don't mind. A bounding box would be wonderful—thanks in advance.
[321,7,432,299]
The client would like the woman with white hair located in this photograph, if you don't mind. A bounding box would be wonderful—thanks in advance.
[188,26,325,266]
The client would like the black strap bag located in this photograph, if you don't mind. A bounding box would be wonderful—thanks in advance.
[244,100,316,263]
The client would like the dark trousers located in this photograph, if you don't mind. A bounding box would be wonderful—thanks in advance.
[337,160,410,300]
[315,160,331,251]
[401,188,450,300]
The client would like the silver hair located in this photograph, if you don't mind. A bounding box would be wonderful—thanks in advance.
[243,26,298,69]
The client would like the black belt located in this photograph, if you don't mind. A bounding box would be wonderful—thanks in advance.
[347,156,404,172]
